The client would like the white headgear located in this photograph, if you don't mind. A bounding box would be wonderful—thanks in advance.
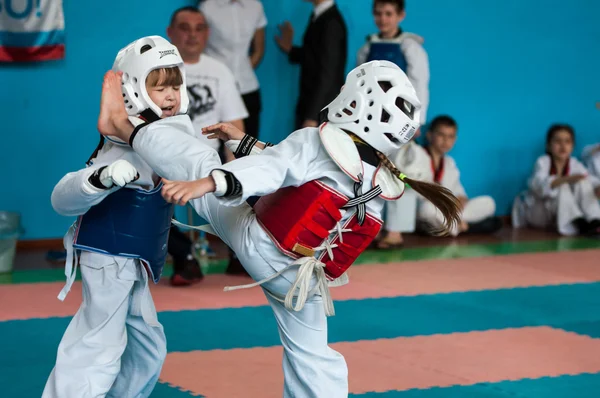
[324,60,422,157]
[112,35,189,118]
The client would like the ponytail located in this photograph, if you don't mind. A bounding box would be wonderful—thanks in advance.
[375,150,461,236]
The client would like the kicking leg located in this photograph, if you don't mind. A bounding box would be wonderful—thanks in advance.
[265,292,348,398]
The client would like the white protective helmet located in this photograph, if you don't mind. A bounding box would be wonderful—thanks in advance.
[325,60,422,157]
[112,35,189,117]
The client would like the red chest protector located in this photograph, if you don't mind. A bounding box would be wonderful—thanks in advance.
[253,180,382,280]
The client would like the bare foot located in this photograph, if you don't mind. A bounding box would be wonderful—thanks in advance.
[376,232,404,249]
[97,71,129,139]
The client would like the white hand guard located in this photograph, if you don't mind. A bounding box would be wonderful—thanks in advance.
[99,159,139,188]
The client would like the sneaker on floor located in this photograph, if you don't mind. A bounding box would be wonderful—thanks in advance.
[45,250,67,264]
[170,272,194,287]
[170,255,204,286]
[185,256,205,281]
[583,219,600,237]
[466,216,503,235]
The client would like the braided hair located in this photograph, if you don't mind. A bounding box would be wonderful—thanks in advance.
[375,150,461,235]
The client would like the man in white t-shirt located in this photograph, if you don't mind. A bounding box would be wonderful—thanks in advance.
[199,0,267,139]
[166,6,249,285]
[168,7,248,152]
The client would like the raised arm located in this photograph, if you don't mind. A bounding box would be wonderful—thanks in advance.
[210,128,318,205]
[159,127,320,207]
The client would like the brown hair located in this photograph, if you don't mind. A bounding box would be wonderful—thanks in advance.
[428,115,457,133]
[545,123,574,155]
[145,67,183,88]
[374,0,405,13]
[375,150,461,236]
[170,6,204,27]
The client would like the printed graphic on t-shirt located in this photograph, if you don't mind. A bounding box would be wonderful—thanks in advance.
[187,80,218,121]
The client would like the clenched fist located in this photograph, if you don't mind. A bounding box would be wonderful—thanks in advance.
[99,159,139,188]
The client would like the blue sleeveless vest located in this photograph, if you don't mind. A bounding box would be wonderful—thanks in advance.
[366,42,407,71]
[73,183,174,283]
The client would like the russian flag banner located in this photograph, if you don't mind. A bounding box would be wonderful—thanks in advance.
[0,0,65,62]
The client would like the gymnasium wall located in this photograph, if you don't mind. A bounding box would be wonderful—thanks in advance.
[1,0,598,239]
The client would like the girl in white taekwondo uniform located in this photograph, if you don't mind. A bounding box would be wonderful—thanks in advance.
[513,124,600,236]
[44,36,191,398]
[97,59,462,397]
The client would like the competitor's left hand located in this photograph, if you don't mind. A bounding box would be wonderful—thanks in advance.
[161,177,216,206]
[201,123,245,142]
[595,186,600,199]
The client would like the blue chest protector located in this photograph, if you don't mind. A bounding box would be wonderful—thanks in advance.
[366,42,407,71]
[73,184,174,283]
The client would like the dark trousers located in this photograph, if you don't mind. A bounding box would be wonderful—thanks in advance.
[242,89,261,139]
[168,223,193,273]
[242,89,262,207]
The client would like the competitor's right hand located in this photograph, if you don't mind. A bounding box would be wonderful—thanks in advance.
[100,159,139,188]
[201,123,245,142]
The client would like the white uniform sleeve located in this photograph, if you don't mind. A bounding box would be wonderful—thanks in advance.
[131,116,223,182]
[444,157,467,197]
[571,157,600,188]
[213,128,320,206]
[414,144,434,182]
[356,42,370,67]
[582,144,600,178]
[401,38,430,124]
[582,144,600,160]
[590,173,600,189]
[218,65,249,122]
[392,142,433,182]
[50,164,117,217]
[256,1,267,29]
[527,156,558,198]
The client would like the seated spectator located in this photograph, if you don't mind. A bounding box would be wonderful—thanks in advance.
[418,115,502,236]
[512,124,600,236]
[374,135,431,249]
